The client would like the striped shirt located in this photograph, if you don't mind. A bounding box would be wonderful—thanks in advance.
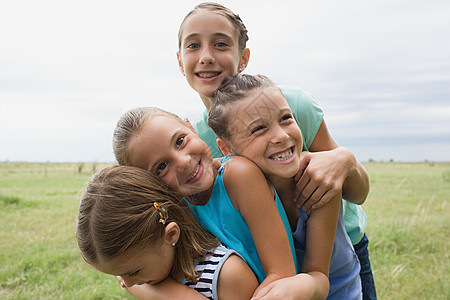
[184,244,240,299]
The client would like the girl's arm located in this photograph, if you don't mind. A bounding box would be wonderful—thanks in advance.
[250,272,329,300]
[295,120,370,210]
[217,254,259,299]
[252,192,341,300]
[223,156,296,296]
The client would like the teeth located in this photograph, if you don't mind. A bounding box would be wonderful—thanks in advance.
[188,164,200,181]
[198,73,218,78]
[270,148,293,161]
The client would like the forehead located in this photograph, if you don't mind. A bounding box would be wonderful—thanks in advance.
[180,9,238,40]
[230,87,290,120]
[134,114,190,143]
[94,248,140,276]
[144,114,188,131]
[129,115,191,168]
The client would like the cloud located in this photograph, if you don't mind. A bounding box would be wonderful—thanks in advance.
[1,0,450,162]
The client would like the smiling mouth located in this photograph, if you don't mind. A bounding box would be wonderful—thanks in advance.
[186,162,201,182]
[196,72,220,78]
[269,147,294,161]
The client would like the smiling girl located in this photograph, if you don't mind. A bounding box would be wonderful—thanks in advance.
[77,165,258,299]
[208,74,362,299]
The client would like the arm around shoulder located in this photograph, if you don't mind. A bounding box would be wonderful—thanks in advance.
[307,120,370,205]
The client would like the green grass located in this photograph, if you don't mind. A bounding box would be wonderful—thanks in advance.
[362,162,450,299]
[0,161,449,299]
[0,162,133,299]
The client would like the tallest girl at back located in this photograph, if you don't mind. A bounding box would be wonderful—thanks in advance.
[176,3,376,299]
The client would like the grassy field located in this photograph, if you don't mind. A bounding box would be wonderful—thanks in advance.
[0,161,449,299]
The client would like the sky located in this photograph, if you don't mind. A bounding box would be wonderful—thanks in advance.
[1,0,449,163]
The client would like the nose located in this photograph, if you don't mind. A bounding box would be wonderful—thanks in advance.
[175,152,191,173]
[122,276,138,288]
[270,125,289,144]
[199,46,215,65]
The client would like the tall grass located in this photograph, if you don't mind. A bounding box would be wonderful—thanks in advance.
[0,161,449,299]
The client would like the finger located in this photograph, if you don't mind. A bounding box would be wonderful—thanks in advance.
[294,174,308,205]
[251,284,272,300]
[297,180,317,208]
[312,189,340,210]
[295,153,311,182]
[301,186,326,211]
[311,194,331,210]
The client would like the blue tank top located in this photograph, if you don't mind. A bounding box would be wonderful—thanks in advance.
[293,199,362,299]
[186,157,298,283]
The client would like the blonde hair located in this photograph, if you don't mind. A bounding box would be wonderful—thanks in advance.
[76,165,220,282]
[113,107,184,166]
[178,2,249,50]
[208,74,275,140]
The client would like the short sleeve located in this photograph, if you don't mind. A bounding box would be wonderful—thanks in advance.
[278,85,324,150]
[193,109,224,158]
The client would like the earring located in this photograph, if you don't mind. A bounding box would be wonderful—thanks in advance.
[172,242,176,247]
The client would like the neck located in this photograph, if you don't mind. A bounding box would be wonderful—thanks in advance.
[268,175,296,198]
[200,94,212,111]
[185,167,218,206]
[186,187,213,206]
[268,175,300,230]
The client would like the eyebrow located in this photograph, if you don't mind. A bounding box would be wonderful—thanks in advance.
[245,118,263,131]
[182,32,234,43]
[244,107,292,129]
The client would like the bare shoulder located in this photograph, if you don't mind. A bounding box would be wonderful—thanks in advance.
[222,156,265,181]
[217,254,258,300]
[222,156,260,172]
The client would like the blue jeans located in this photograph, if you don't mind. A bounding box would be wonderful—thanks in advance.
[353,234,377,300]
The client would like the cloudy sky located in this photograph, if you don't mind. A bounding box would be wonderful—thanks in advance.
[1,0,449,162]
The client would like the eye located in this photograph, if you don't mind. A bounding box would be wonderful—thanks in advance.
[128,269,141,277]
[176,135,185,147]
[251,125,266,134]
[187,43,200,49]
[280,113,293,122]
[215,42,228,48]
[156,162,168,175]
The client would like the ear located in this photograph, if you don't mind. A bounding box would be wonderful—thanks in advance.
[238,48,250,73]
[217,138,235,156]
[164,222,180,245]
[177,52,185,76]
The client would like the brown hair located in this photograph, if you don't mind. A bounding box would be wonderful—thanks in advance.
[208,74,275,140]
[178,2,249,50]
[113,107,184,166]
[76,165,220,282]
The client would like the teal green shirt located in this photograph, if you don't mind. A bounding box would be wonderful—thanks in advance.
[193,85,366,244]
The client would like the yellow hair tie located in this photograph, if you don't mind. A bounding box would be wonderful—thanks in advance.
[154,202,168,225]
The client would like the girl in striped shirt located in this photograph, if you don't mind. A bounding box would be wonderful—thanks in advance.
[76,165,258,299]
